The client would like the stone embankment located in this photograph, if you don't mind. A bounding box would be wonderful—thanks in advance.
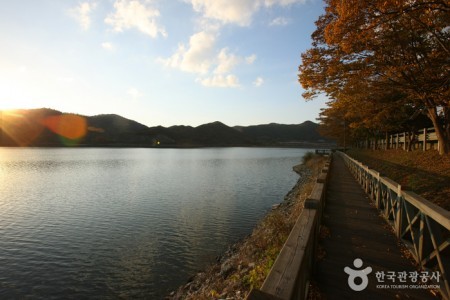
[167,155,324,300]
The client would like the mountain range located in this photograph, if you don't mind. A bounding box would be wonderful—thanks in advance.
[0,108,333,147]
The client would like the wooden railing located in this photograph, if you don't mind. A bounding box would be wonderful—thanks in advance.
[339,151,450,299]
[315,149,332,155]
[247,158,331,300]
[357,127,440,151]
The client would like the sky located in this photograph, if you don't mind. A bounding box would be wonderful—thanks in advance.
[0,0,328,127]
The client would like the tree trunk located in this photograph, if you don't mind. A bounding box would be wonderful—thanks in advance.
[427,107,449,155]
[445,106,450,149]
[407,131,416,152]
[406,132,410,152]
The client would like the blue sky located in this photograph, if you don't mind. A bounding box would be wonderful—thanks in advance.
[0,0,327,127]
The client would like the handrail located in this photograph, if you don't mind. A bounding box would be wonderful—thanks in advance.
[339,151,450,299]
[359,126,439,151]
[246,158,332,300]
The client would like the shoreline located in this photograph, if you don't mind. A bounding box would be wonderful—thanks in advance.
[0,144,335,149]
[166,156,324,299]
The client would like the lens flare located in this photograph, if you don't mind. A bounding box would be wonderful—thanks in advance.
[0,110,45,146]
[41,114,87,145]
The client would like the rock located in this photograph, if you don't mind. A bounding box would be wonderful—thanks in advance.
[220,261,235,278]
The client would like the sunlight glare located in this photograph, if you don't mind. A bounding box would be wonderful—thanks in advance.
[41,114,87,141]
[0,110,45,146]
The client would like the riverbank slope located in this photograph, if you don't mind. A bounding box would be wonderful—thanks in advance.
[347,149,450,210]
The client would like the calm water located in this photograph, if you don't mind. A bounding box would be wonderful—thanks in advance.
[0,147,310,299]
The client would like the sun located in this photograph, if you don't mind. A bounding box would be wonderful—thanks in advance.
[0,66,45,111]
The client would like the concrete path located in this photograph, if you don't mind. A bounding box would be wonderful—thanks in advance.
[314,154,437,299]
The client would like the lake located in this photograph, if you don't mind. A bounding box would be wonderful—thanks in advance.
[0,147,310,299]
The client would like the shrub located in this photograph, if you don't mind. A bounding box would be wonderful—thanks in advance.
[302,151,316,165]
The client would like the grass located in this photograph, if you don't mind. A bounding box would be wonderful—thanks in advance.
[347,149,450,210]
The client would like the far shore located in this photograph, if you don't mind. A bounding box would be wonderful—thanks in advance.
[0,143,336,149]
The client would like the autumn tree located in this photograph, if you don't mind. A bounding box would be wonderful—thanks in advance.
[299,0,450,154]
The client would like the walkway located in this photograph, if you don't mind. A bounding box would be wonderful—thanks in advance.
[315,154,437,299]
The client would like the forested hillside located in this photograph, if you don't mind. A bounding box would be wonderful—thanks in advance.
[0,108,331,147]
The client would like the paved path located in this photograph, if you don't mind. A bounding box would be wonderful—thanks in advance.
[314,154,437,299]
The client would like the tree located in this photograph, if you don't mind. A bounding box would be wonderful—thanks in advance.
[299,0,450,154]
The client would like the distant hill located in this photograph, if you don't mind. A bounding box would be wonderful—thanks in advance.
[160,121,253,147]
[234,121,325,145]
[84,113,154,146]
[0,108,333,147]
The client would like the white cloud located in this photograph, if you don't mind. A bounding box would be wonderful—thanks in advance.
[245,54,257,64]
[269,17,290,26]
[214,48,240,74]
[70,2,97,30]
[264,0,305,6]
[188,0,305,26]
[198,74,240,88]
[105,0,167,38]
[194,18,222,32]
[128,87,142,98]
[253,76,264,87]
[157,0,306,88]
[158,31,215,74]
[101,42,115,51]
[158,31,256,88]
[190,0,260,26]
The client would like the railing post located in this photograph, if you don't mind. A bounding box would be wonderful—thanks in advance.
[250,157,332,300]
[340,151,450,300]
[395,185,402,238]
[418,213,426,268]
[423,127,427,151]
[375,172,381,208]
[364,166,370,193]
[405,132,408,151]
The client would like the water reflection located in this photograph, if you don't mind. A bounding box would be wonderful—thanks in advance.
[0,147,309,298]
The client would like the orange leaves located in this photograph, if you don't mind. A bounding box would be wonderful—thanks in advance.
[299,0,449,151]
